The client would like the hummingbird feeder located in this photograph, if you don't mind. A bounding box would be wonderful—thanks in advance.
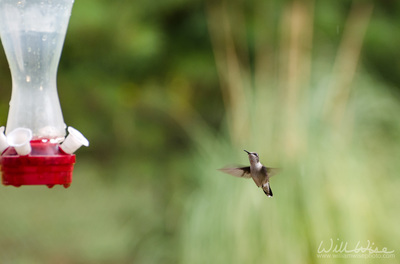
[0,0,88,188]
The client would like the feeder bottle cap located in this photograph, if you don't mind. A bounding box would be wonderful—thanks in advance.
[60,126,89,154]
[7,127,32,156]
[0,126,9,154]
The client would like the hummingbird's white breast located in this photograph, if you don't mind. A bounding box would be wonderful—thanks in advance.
[249,162,264,187]
[253,162,263,171]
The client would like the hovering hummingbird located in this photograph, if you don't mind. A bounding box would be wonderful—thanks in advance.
[219,150,279,197]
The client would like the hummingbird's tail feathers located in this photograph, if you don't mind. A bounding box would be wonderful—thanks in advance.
[262,182,273,197]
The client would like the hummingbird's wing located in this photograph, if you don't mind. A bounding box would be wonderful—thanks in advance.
[262,167,280,177]
[218,166,251,178]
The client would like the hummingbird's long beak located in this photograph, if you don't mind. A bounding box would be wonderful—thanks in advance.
[244,150,251,154]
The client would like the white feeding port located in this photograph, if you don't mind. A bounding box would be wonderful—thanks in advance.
[60,127,89,154]
[0,126,9,153]
[7,127,33,156]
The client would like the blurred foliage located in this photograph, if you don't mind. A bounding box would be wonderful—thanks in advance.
[0,0,399,263]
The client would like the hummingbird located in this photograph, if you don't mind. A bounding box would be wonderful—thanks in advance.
[219,150,279,197]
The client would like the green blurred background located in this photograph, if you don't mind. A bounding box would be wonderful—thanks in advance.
[0,0,399,263]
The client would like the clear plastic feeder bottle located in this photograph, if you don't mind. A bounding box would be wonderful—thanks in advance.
[0,0,88,188]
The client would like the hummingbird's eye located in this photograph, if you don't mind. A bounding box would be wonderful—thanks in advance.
[254,153,259,157]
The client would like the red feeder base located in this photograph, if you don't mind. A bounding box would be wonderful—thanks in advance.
[0,140,76,188]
